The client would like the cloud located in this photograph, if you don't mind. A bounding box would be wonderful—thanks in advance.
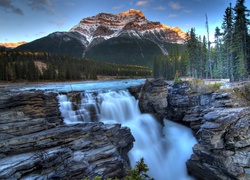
[27,0,54,13]
[154,6,166,10]
[183,9,192,13]
[35,31,48,37]
[168,14,179,18]
[113,5,124,10]
[49,18,67,28]
[169,2,183,10]
[0,0,24,15]
[136,1,149,7]
[185,24,193,28]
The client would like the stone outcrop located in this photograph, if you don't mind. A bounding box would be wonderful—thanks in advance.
[187,107,250,180]
[130,79,250,180]
[0,89,134,179]
[128,79,168,123]
[169,82,250,180]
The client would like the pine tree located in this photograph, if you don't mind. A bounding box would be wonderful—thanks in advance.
[233,0,249,79]
[214,27,223,78]
[153,56,167,79]
[222,3,235,81]
[185,28,199,78]
[202,36,209,78]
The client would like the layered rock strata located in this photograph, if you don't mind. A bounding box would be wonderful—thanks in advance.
[128,78,168,123]
[130,79,250,180]
[0,89,134,179]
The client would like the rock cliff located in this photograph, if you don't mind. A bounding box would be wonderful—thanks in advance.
[0,89,134,179]
[128,78,168,123]
[129,79,250,180]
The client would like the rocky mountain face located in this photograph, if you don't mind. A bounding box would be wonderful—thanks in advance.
[15,9,186,67]
[70,9,186,49]
[0,88,134,179]
[129,79,250,180]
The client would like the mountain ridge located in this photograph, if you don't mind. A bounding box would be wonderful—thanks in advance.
[70,9,187,48]
[14,9,187,67]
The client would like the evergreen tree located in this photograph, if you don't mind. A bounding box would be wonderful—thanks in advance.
[202,36,209,78]
[153,56,167,79]
[185,28,199,78]
[214,27,223,78]
[222,3,235,81]
[233,0,250,79]
[205,14,213,79]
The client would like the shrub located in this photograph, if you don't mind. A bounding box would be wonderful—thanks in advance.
[83,158,153,180]
[125,158,154,180]
[188,79,222,93]
[173,70,182,85]
[233,82,250,101]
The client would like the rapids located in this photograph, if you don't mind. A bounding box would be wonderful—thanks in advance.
[58,90,197,180]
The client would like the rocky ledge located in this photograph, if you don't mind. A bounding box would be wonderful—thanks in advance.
[0,89,134,179]
[128,78,168,123]
[129,79,250,180]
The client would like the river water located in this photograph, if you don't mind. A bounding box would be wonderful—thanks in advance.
[21,79,197,180]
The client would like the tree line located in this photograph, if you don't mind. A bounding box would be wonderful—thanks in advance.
[0,51,152,82]
[153,0,250,81]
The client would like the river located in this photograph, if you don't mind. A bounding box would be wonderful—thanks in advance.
[18,79,197,180]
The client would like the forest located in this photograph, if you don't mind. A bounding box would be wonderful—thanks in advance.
[153,0,250,81]
[0,51,151,81]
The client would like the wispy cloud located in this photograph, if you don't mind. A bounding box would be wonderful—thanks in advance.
[169,2,183,10]
[183,9,192,13]
[185,24,193,28]
[27,0,54,13]
[113,5,124,10]
[154,6,166,10]
[49,14,67,28]
[35,31,48,37]
[169,2,191,14]
[49,20,66,28]
[168,14,179,18]
[0,0,24,15]
[136,1,149,7]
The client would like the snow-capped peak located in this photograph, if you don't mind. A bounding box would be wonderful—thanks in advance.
[69,9,186,47]
[119,9,145,18]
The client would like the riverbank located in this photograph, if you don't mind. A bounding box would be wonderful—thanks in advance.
[0,75,150,86]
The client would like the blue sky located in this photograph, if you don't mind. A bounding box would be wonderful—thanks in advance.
[0,0,249,43]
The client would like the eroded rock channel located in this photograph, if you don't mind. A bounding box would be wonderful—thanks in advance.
[0,79,249,180]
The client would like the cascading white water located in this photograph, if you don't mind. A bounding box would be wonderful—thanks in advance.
[58,90,197,180]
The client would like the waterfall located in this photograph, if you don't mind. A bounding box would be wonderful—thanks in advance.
[58,90,197,180]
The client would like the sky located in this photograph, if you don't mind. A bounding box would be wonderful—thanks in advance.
[0,0,249,45]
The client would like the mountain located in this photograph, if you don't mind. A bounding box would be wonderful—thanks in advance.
[15,9,187,67]
[70,9,186,49]
[15,32,86,57]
